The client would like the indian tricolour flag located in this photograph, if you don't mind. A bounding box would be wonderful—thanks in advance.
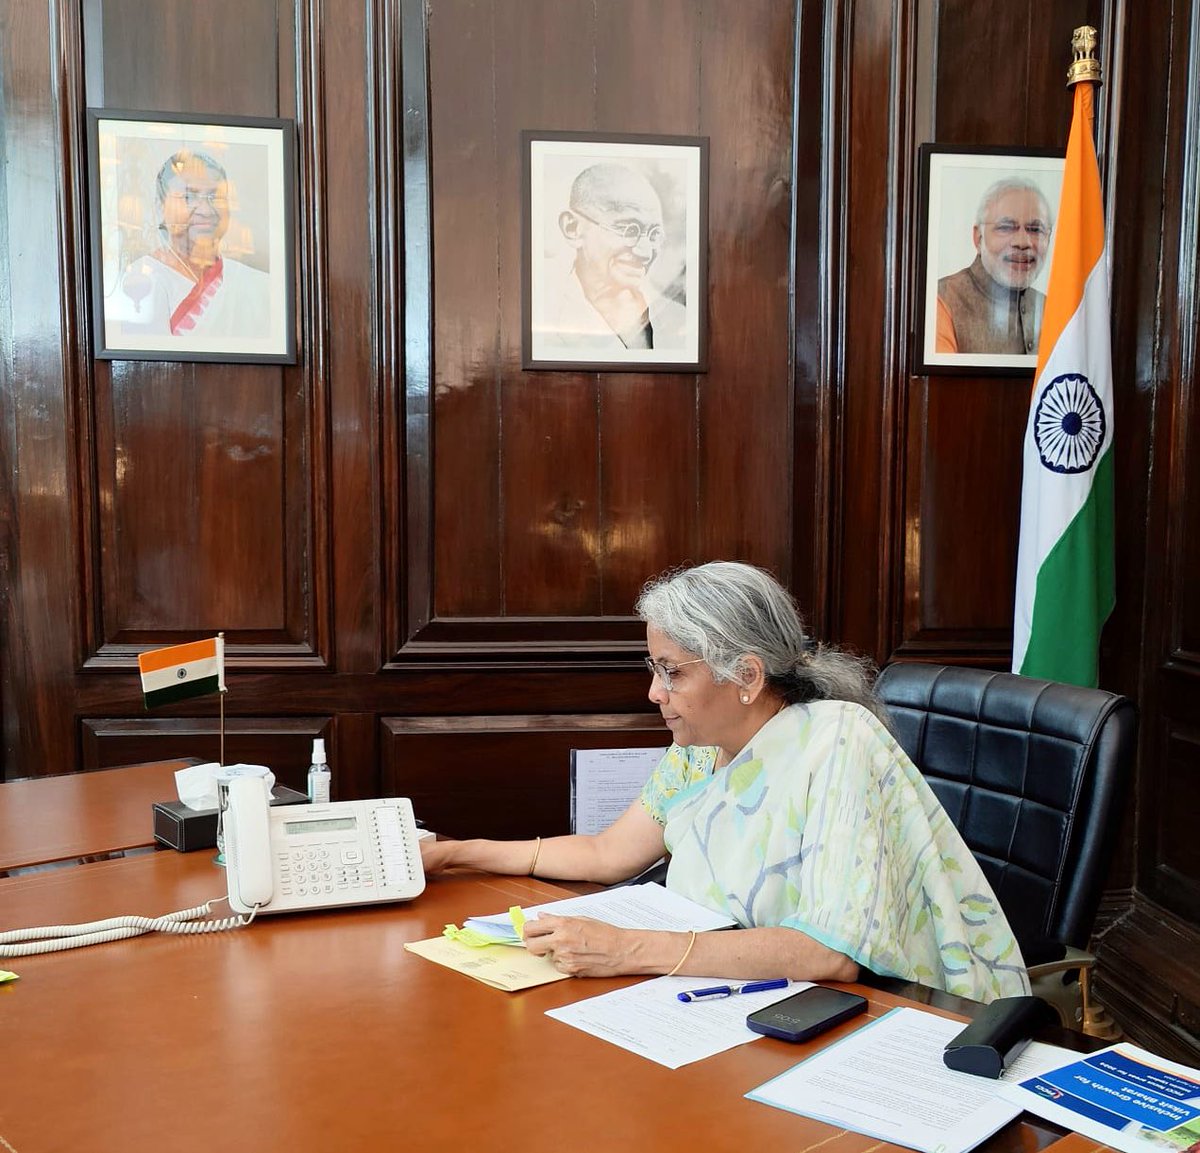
[1012,79,1115,687]
[137,637,226,709]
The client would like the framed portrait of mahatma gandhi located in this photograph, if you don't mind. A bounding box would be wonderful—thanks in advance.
[521,131,708,372]
[915,145,1065,376]
[86,109,295,363]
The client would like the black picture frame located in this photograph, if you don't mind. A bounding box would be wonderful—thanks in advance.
[915,144,1065,376]
[521,130,708,372]
[86,108,296,364]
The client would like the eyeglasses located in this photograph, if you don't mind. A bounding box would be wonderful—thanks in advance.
[169,188,229,211]
[644,656,705,692]
[573,208,664,248]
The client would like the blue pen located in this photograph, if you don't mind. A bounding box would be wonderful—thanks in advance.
[677,978,788,1002]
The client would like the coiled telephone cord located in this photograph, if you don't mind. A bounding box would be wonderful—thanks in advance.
[0,897,259,956]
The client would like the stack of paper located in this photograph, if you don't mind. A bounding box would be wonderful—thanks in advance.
[746,1006,1073,1153]
[464,882,737,939]
[405,883,736,991]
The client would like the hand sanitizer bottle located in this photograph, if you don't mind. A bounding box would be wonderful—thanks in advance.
[307,738,331,804]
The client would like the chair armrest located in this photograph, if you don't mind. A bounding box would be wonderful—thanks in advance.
[1027,945,1093,981]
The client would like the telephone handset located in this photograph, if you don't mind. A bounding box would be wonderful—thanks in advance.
[224,775,426,915]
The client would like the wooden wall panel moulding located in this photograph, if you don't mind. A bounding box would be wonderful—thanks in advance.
[381,712,668,840]
[1094,893,1200,1066]
[82,642,330,672]
[81,715,335,794]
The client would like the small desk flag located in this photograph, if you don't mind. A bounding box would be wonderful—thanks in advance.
[1012,77,1115,687]
[138,637,226,709]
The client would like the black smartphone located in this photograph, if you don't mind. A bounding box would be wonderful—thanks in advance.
[745,985,868,1043]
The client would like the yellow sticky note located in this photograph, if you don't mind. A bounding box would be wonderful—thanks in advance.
[0,970,18,984]
[508,905,526,936]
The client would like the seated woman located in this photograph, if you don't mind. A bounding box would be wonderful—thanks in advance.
[420,561,1029,1003]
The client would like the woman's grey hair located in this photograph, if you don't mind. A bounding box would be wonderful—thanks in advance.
[635,561,890,725]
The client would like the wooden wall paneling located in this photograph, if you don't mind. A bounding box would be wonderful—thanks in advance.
[1,0,77,778]
[385,0,430,647]
[383,714,670,839]
[93,0,279,101]
[695,0,795,586]
[791,0,833,629]
[835,0,906,660]
[904,378,1028,652]
[1095,896,1200,1066]
[594,0,702,615]
[494,1,600,617]
[1148,722,1200,921]
[428,0,503,618]
[81,715,333,795]
[1138,0,1200,923]
[1085,0,1196,1048]
[77,0,323,661]
[322,0,380,675]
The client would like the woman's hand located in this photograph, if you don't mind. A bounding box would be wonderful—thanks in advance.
[418,837,460,875]
[522,914,641,977]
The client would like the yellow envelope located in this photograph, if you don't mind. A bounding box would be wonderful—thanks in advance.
[404,934,570,992]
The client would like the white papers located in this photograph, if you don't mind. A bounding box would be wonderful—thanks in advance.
[570,747,665,834]
[747,1007,1023,1153]
[998,1041,1200,1153]
[546,976,810,1069]
[466,882,736,940]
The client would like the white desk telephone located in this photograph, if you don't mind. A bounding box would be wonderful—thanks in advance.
[224,775,425,914]
[0,778,427,957]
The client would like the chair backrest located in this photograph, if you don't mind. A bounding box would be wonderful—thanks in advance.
[875,662,1136,952]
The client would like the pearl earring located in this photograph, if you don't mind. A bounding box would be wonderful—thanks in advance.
[740,694,751,704]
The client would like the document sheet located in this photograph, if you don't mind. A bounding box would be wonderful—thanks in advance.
[998,1041,1200,1153]
[746,1006,1025,1153]
[465,882,737,941]
[570,746,666,834]
[546,976,810,1069]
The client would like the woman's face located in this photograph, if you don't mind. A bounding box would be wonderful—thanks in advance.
[645,625,743,749]
[160,157,230,263]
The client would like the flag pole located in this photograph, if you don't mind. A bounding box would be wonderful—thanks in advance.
[218,630,226,767]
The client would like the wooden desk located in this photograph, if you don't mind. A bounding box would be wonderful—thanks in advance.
[0,852,1109,1153]
[0,758,196,872]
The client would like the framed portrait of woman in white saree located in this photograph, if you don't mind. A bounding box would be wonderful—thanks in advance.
[86,109,296,363]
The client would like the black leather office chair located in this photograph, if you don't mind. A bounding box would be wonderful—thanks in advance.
[875,661,1136,1031]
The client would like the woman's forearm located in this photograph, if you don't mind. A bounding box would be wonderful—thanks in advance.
[524,915,859,983]
[424,801,668,885]
[435,834,611,881]
[660,925,859,983]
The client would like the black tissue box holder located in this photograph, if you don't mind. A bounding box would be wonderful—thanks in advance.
[943,995,1056,1079]
[152,785,310,852]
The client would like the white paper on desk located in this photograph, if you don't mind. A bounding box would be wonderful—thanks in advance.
[996,1041,1200,1153]
[746,1006,1023,1153]
[466,882,736,937]
[546,976,811,1069]
[570,747,666,834]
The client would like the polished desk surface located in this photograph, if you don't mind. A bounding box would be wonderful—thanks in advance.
[0,851,1110,1153]
[0,758,197,872]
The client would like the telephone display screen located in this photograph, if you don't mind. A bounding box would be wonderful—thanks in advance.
[284,816,358,835]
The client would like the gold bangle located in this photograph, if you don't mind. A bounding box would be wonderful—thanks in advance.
[665,929,697,977]
[528,836,542,876]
